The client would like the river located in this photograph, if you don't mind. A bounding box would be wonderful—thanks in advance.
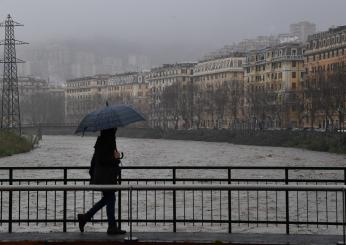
[0,135,345,234]
[0,135,345,168]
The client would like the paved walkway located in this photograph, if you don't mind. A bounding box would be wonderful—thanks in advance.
[0,232,343,245]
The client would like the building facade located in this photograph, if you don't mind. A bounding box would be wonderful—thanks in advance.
[65,73,149,125]
[146,63,195,129]
[244,42,305,128]
[193,54,245,129]
[303,26,346,130]
[65,74,111,124]
[107,72,149,125]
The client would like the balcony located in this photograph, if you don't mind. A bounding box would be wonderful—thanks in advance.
[272,55,304,62]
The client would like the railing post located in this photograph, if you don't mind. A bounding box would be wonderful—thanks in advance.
[228,168,232,233]
[285,168,289,235]
[63,168,67,232]
[343,170,346,244]
[173,167,176,232]
[118,168,122,230]
[8,168,13,233]
[343,187,346,245]
[124,186,138,242]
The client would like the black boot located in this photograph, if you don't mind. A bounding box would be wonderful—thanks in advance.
[107,224,126,235]
[77,214,87,232]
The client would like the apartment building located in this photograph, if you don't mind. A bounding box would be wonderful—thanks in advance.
[303,25,346,129]
[244,42,305,128]
[65,74,111,124]
[146,63,195,129]
[193,54,245,128]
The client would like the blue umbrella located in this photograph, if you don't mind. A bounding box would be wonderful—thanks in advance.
[75,104,145,134]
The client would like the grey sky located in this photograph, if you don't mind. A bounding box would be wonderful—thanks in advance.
[2,0,346,48]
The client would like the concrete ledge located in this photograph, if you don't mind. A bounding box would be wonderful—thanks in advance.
[0,232,342,245]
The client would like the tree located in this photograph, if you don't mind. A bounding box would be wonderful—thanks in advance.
[192,84,205,129]
[212,81,230,128]
[303,60,346,130]
[161,83,180,129]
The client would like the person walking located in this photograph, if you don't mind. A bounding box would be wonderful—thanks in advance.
[78,128,126,235]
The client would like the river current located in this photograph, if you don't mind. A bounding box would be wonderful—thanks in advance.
[1,135,345,168]
[0,135,345,234]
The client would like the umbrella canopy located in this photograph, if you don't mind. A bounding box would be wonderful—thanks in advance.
[75,104,145,134]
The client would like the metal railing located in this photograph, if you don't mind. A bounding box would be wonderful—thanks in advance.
[0,166,346,236]
[1,165,346,184]
[0,184,345,243]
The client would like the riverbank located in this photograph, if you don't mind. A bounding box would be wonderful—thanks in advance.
[0,131,35,157]
[117,128,346,154]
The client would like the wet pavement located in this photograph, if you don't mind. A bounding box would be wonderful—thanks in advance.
[0,232,343,244]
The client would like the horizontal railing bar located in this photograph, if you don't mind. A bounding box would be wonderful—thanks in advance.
[1,219,344,226]
[121,166,346,170]
[122,178,344,182]
[0,184,345,191]
[2,178,345,183]
[106,220,346,225]
[0,166,345,170]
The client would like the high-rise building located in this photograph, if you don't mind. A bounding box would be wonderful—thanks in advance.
[290,21,316,42]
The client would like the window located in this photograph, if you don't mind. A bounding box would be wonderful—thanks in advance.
[292,61,296,67]
[292,72,296,78]
[292,82,296,89]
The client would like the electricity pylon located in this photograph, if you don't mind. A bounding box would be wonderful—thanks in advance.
[0,14,28,135]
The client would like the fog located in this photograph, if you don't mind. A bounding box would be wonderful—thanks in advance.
[1,0,346,81]
[2,0,346,44]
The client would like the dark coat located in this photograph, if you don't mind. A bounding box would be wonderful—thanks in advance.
[89,129,121,185]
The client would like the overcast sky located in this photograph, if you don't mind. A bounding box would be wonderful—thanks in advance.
[1,0,346,48]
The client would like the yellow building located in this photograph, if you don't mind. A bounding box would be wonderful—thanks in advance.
[303,25,346,130]
[65,74,111,124]
[193,54,245,128]
[65,73,149,125]
[107,72,149,120]
[244,42,304,128]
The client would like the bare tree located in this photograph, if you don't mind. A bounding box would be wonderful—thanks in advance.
[229,80,244,127]
[192,84,205,129]
[161,83,180,129]
[212,81,229,128]
[303,61,346,130]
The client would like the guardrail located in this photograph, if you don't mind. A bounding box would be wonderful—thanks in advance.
[1,166,346,184]
[0,183,346,242]
[0,166,345,237]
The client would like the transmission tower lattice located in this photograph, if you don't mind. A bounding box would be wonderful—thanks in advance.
[0,14,28,134]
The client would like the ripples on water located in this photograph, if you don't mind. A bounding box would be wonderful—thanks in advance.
[0,136,345,233]
[1,135,345,167]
